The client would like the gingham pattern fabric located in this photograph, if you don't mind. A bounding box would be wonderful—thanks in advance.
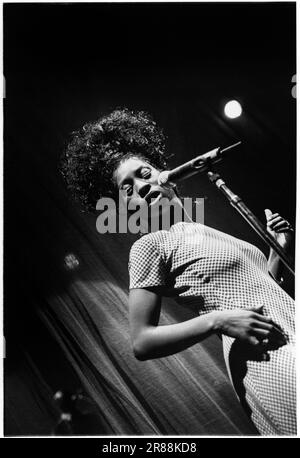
[128,222,296,435]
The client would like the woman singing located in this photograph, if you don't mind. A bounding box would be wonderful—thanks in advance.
[60,109,296,435]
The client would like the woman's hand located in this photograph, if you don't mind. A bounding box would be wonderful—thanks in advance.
[265,209,293,250]
[265,209,294,281]
[212,305,287,347]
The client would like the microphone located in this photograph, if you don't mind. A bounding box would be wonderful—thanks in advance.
[158,141,242,186]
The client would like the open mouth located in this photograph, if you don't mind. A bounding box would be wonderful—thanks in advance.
[145,190,162,206]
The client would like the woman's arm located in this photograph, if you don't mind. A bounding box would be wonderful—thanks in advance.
[129,288,286,361]
[265,209,294,282]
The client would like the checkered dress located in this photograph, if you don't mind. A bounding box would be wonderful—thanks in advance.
[128,222,296,436]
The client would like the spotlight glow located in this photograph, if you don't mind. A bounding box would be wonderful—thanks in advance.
[224,100,242,119]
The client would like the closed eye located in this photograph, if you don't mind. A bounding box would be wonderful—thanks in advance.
[123,184,133,195]
[140,168,151,179]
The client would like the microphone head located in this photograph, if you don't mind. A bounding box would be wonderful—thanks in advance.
[158,170,171,186]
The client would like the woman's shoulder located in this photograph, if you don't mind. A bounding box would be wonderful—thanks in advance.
[129,221,222,259]
[130,230,167,257]
[130,222,205,253]
[128,231,170,287]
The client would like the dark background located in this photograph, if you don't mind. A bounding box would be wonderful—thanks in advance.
[4,2,296,435]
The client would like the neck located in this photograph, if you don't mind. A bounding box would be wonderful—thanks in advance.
[145,195,194,233]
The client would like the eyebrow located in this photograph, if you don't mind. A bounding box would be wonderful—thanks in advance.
[118,165,150,189]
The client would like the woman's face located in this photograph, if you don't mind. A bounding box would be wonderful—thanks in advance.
[114,157,177,208]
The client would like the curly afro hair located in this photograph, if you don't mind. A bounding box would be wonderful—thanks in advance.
[60,108,170,212]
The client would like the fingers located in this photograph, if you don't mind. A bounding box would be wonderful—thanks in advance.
[265,210,278,220]
[250,312,273,325]
[264,209,292,232]
[245,305,283,329]
[264,208,272,220]
[273,227,294,233]
[251,328,270,338]
[267,215,282,226]
[245,305,275,324]
[251,319,273,330]
[267,217,290,231]
[252,316,286,336]
[248,330,286,349]
[251,312,287,338]
[248,336,260,346]
[244,305,287,344]
[252,326,286,342]
[252,313,273,324]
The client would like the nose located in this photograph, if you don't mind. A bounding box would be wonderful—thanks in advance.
[135,180,151,199]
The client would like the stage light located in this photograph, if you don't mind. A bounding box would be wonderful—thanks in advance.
[53,391,64,401]
[224,100,242,119]
[64,253,80,271]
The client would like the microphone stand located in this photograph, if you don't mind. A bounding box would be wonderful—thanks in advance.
[205,165,295,276]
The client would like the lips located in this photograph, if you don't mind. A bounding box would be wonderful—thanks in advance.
[145,190,162,206]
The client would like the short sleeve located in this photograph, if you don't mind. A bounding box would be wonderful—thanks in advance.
[128,236,168,289]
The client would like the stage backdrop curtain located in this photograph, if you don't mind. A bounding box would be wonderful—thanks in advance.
[4,351,61,436]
